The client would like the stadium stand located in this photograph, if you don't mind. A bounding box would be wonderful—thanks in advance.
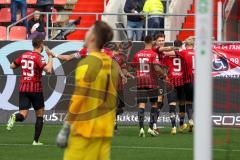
[54,0,67,6]
[9,26,27,40]
[66,0,105,40]
[0,8,11,23]
[0,0,11,4]
[27,0,37,5]
[0,26,7,40]
[177,0,225,40]
[0,0,77,40]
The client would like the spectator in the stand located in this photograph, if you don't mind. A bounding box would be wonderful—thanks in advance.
[124,0,144,41]
[143,0,164,36]
[28,10,46,40]
[36,0,54,38]
[11,0,28,27]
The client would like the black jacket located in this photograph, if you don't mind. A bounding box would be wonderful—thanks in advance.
[124,0,145,22]
[28,18,45,34]
[36,0,54,6]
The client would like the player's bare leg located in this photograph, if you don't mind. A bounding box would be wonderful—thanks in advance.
[186,101,194,132]
[138,103,146,138]
[148,102,159,136]
[178,101,187,133]
[169,102,177,135]
[32,108,44,145]
[6,110,28,130]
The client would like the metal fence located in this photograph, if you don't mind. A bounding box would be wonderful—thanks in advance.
[6,12,195,40]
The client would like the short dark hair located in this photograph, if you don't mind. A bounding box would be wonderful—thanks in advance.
[103,42,119,51]
[93,21,113,49]
[155,33,165,40]
[144,35,153,44]
[32,36,44,49]
[119,40,132,51]
[174,40,183,47]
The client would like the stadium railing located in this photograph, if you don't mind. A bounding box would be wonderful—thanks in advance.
[6,12,196,40]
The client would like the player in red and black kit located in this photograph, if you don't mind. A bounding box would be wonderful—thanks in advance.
[164,37,195,132]
[132,36,164,137]
[6,37,53,145]
[104,42,134,133]
[161,40,187,134]
[151,33,166,131]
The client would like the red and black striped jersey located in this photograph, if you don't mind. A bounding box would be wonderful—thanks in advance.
[162,55,185,87]
[132,49,160,89]
[176,49,195,83]
[112,53,127,90]
[14,51,46,92]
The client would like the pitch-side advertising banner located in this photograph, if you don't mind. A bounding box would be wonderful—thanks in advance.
[0,41,240,127]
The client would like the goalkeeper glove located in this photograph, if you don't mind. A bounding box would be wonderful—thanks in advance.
[56,123,70,148]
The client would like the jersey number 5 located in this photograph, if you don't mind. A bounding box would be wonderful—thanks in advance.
[21,59,34,77]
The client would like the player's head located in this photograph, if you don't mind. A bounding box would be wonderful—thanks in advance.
[174,40,183,48]
[184,36,195,49]
[144,35,153,48]
[155,33,165,48]
[119,40,133,53]
[104,42,118,51]
[32,36,44,53]
[84,21,113,51]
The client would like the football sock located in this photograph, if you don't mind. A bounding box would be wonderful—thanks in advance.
[138,108,145,129]
[186,104,193,120]
[179,105,185,126]
[149,107,158,129]
[169,105,176,128]
[157,102,163,119]
[34,117,43,142]
[157,102,163,110]
[15,113,24,122]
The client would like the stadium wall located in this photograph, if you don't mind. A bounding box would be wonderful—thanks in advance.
[0,41,240,127]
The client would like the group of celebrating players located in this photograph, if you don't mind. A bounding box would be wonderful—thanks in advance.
[101,33,196,137]
[5,21,195,160]
[49,32,195,137]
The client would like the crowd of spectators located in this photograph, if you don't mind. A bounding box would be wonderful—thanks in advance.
[124,0,164,41]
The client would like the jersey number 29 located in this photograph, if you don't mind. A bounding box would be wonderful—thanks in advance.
[21,59,34,77]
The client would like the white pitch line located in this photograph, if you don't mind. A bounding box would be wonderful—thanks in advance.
[0,143,239,152]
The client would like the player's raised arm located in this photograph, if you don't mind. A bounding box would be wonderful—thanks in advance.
[55,54,75,61]
[44,47,53,74]
[163,50,176,56]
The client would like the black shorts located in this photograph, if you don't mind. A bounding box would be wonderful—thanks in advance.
[184,83,194,102]
[137,88,158,103]
[19,92,45,110]
[167,85,185,104]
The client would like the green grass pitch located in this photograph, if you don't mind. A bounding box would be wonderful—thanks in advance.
[0,124,239,160]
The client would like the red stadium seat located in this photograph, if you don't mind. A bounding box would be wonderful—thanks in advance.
[9,26,27,40]
[27,0,37,4]
[0,0,11,4]
[0,8,11,23]
[0,26,7,40]
[54,0,67,5]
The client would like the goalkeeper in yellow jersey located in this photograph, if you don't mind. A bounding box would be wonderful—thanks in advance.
[56,21,119,160]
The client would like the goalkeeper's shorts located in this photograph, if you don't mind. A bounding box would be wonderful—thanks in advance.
[64,134,112,160]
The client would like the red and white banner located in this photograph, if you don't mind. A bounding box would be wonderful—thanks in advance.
[212,44,240,78]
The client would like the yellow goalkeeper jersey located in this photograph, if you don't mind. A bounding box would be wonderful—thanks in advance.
[67,51,119,138]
